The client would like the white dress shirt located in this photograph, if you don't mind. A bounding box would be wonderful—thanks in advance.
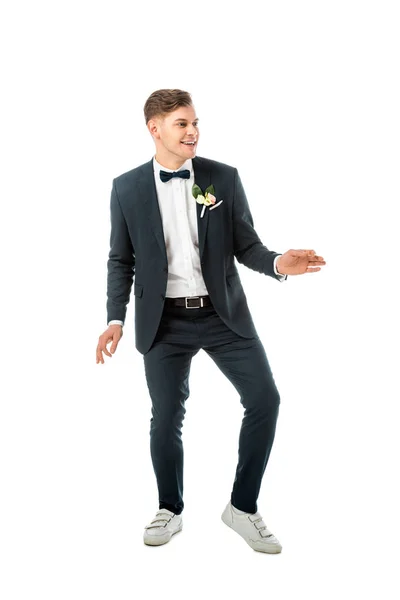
[108,156,285,326]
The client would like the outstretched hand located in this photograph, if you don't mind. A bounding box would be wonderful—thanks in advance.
[277,249,326,276]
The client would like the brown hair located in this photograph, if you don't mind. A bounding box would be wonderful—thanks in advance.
[144,88,193,124]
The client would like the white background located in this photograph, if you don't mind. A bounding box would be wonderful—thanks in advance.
[1,0,399,598]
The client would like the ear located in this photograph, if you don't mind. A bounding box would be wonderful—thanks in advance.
[147,119,158,139]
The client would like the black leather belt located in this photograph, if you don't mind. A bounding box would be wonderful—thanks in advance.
[164,295,212,309]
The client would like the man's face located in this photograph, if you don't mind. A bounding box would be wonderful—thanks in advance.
[148,105,199,167]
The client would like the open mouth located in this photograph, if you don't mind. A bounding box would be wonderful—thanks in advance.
[181,141,196,146]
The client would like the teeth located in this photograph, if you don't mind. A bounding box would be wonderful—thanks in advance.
[182,141,195,145]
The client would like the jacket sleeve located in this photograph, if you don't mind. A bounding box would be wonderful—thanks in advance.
[232,168,287,280]
[106,179,135,324]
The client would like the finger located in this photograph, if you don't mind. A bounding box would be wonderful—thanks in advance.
[99,338,112,358]
[306,266,321,272]
[291,249,316,257]
[96,346,104,364]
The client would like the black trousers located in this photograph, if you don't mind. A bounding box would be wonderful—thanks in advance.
[143,300,281,516]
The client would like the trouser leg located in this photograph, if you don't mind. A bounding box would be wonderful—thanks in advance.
[143,306,200,515]
[204,335,281,514]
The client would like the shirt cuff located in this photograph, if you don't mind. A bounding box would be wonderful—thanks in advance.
[108,320,124,326]
[273,254,287,280]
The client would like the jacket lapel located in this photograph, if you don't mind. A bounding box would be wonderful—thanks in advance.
[139,156,211,262]
[139,160,167,260]
[193,156,211,261]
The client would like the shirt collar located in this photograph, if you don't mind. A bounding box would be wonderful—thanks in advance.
[153,155,193,177]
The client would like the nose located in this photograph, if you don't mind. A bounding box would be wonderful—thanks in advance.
[187,123,198,136]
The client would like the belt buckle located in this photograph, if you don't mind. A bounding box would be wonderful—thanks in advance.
[185,296,203,309]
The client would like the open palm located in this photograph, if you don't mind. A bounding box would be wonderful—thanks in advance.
[277,249,326,275]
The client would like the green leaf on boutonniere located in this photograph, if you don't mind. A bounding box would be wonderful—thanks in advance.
[205,185,215,195]
[192,184,203,199]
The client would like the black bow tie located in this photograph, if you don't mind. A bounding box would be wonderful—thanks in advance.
[159,169,191,183]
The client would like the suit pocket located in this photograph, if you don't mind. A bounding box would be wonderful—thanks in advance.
[134,282,143,298]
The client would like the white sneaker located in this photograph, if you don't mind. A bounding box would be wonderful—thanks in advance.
[221,501,282,553]
[143,508,183,546]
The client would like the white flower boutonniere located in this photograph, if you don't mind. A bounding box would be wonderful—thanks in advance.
[192,183,224,218]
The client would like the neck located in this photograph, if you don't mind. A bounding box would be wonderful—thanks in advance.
[155,152,188,171]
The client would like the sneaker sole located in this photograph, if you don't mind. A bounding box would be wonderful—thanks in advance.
[143,523,183,546]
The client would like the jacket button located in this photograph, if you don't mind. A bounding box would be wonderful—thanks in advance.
[161,294,165,300]
[163,267,168,272]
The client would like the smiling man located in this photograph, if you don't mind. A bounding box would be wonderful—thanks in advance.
[96,88,326,553]
[151,106,200,167]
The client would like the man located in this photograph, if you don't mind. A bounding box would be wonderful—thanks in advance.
[96,89,326,553]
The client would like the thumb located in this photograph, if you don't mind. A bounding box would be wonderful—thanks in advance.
[110,333,121,353]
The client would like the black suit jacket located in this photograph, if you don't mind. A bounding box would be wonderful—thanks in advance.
[106,155,287,354]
